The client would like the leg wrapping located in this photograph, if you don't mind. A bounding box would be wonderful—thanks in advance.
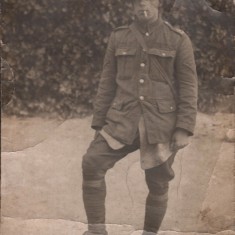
[83,179,106,224]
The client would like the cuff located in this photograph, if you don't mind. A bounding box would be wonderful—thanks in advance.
[91,116,106,130]
[175,122,194,136]
[174,127,191,136]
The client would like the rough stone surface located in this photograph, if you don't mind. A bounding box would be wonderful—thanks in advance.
[200,142,234,232]
[1,218,234,235]
[1,113,234,234]
[1,115,63,152]
[225,129,235,142]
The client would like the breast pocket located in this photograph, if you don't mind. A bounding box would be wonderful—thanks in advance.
[149,48,176,58]
[115,48,137,79]
[148,48,176,81]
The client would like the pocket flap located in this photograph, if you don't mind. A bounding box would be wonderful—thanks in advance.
[115,48,137,56]
[148,48,176,57]
[111,100,123,110]
[157,100,176,113]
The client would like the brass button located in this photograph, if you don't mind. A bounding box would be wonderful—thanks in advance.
[122,51,127,55]
[145,32,149,36]
[170,106,173,110]
[139,96,145,101]
[162,52,166,56]
[140,63,145,67]
[139,79,144,84]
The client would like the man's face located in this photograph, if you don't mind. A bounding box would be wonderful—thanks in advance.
[132,0,160,23]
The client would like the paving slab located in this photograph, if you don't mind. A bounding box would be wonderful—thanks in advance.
[1,218,234,235]
[200,142,234,232]
[1,116,63,152]
[1,113,234,234]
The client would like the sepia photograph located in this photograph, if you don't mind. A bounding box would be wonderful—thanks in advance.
[1,0,235,235]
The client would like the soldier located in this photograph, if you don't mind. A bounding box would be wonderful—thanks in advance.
[82,0,198,234]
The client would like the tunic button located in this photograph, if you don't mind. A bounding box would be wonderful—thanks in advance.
[139,96,145,101]
[170,106,173,110]
[162,52,166,56]
[140,63,145,67]
[122,51,127,55]
[139,79,144,84]
[145,32,149,36]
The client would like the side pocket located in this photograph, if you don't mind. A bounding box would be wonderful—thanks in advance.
[156,99,176,113]
[110,100,123,110]
[148,48,176,58]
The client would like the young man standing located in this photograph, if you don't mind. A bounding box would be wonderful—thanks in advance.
[82,0,198,234]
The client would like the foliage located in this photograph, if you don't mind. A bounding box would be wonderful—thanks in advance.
[2,0,235,116]
[166,0,235,112]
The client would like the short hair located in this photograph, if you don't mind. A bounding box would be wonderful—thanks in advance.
[131,0,175,13]
[131,0,163,6]
[131,0,164,13]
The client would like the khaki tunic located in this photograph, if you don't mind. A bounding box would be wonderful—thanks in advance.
[92,18,197,151]
[100,116,173,170]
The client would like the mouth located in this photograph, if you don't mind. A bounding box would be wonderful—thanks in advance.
[139,10,148,13]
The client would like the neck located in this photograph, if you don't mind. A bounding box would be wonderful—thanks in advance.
[135,14,159,27]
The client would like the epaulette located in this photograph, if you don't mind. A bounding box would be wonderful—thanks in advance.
[164,21,184,36]
[114,25,129,31]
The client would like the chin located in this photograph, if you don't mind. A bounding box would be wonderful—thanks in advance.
[137,16,151,23]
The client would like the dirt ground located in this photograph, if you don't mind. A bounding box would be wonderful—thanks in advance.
[1,112,234,235]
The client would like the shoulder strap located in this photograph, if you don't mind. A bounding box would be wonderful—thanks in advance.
[114,25,129,32]
[129,23,177,99]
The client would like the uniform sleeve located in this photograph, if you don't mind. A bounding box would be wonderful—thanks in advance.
[91,32,117,130]
[175,34,198,135]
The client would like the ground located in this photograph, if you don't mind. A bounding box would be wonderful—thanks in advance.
[1,112,234,235]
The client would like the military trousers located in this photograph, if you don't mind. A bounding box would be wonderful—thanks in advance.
[82,133,176,235]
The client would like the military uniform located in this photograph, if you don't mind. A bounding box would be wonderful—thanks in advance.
[82,17,197,235]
